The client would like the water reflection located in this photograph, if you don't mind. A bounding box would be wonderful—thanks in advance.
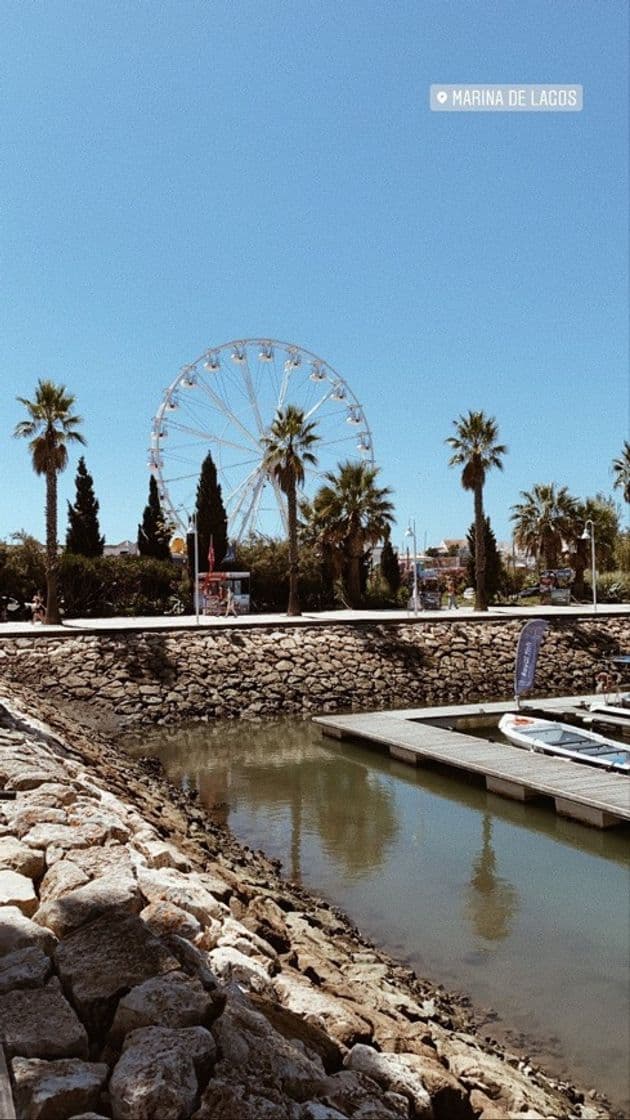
[124,717,630,1111]
[465,813,519,942]
[127,719,399,881]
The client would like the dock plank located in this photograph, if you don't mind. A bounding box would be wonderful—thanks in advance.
[315,711,630,826]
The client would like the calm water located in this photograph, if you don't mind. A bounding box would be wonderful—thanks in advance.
[125,717,630,1110]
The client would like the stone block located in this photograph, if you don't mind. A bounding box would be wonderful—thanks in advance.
[109,1025,215,1120]
[0,836,45,880]
[0,870,38,916]
[0,946,52,994]
[0,984,88,1059]
[55,911,180,1034]
[12,1057,108,1120]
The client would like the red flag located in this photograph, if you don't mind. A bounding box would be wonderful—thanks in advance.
[207,535,215,573]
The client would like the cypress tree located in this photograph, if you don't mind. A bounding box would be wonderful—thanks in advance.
[380,537,401,595]
[466,516,504,603]
[195,452,228,571]
[66,457,104,557]
[138,476,171,560]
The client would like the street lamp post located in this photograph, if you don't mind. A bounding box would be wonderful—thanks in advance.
[405,519,418,615]
[581,519,597,612]
[188,513,200,624]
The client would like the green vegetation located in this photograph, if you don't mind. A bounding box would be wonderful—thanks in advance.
[445,411,506,612]
[66,457,104,557]
[261,405,319,616]
[612,442,630,504]
[466,517,504,604]
[511,483,577,570]
[13,380,85,624]
[194,452,228,571]
[137,476,171,561]
[305,461,394,608]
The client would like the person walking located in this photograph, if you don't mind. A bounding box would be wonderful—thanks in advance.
[224,586,238,617]
[446,578,458,610]
[31,591,45,623]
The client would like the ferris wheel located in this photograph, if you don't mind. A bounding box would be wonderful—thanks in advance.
[149,338,375,541]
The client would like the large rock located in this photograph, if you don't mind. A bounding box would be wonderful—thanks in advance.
[0,835,45,880]
[0,983,88,1059]
[12,1056,108,1120]
[273,970,373,1048]
[136,866,228,925]
[139,900,202,942]
[33,870,142,938]
[344,1045,432,1118]
[0,906,57,957]
[109,1025,216,1120]
[433,1037,568,1118]
[21,822,111,853]
[0,946,52,994]
[55,911,180,1034]
[207,945,275,995]
[0,869,38,916]
[1,805,68,838]
[38,859,90,904]
[109,971,219,1040]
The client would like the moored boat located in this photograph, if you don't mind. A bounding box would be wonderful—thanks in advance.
[498,713,630,773]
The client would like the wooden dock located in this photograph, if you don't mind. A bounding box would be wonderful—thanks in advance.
[314,701,630,829]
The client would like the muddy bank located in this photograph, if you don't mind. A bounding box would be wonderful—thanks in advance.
[0,683,618,1120]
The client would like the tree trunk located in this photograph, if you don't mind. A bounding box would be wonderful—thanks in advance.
[347,533,363,608]
[474,484,487,611]
[45,463,61,625]
[286,480,301,616]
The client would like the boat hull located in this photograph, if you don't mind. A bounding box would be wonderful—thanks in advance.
[498,713,630,774]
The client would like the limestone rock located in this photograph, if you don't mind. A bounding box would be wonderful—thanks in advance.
[208,944,275,995]
[34,870,141,938]
[0,835,45,880]
[0,946,52,994]
[434,1037,568,1117]
[136,866,228,924]
[135,837,191,871]
[109,971,219,1040]
[274,970,373,1048]
[12,1056,108,1120]
[62,844,133,881]
[0,905,57,957]
[212,988,326,1086]
[38,859,90,903]
[1,804,68,838]
[21,821,110,853]
[0,983,88,1059]
[344,1045,432,1118]
[139,899,202,941]
[55,911,180,1034]
[109,1025,216,1120]
[0,868,38,916]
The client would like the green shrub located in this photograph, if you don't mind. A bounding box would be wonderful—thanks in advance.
[587,570,630,604]
[59,554,184,617]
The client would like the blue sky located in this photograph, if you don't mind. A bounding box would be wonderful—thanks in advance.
[1,0,628,552]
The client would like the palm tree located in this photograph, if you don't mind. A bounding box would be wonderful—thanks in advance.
[309,461,394,608]
[445,411,506,611]
[261,405,319,616]
[14,380,85,624]
[510,483,577,571]
[612,442,630,504]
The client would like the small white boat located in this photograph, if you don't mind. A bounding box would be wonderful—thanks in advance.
[589,696,630,721]
[498,713,630,773]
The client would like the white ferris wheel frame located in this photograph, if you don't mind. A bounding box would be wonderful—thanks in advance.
[148,337,375,541]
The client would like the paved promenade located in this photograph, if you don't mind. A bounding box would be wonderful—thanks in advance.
[0,602,628,636]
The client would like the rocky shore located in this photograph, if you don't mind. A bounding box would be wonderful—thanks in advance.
[0,683,618,1120]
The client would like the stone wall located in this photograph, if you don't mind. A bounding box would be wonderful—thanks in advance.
[0,616,628,725]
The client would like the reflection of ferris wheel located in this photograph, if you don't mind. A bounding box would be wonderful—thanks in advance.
[149,338,375,541]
